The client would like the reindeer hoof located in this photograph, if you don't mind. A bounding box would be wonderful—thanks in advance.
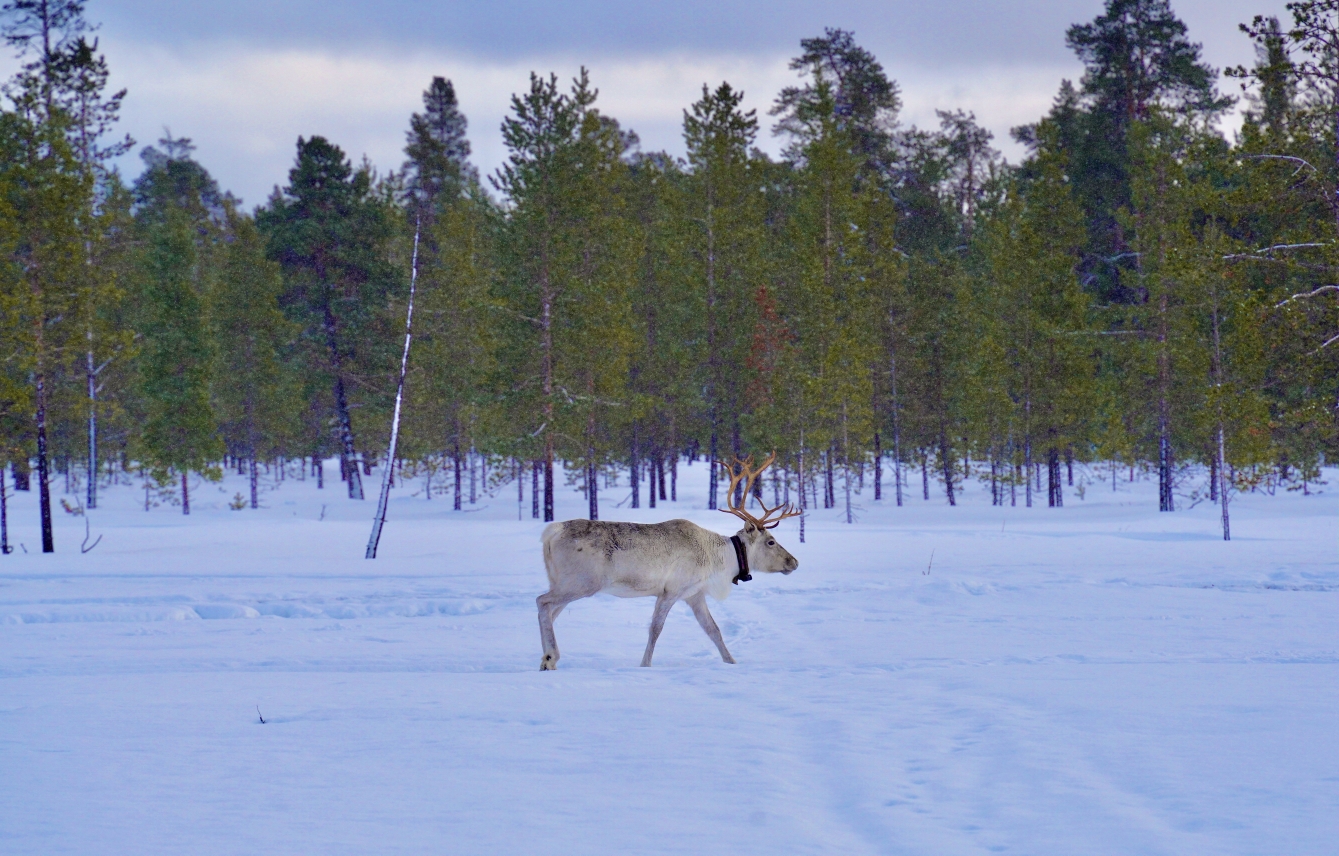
[540,654,557,671]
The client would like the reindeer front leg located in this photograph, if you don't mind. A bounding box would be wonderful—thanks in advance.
[686,591,735,664]
[641,593,675,667]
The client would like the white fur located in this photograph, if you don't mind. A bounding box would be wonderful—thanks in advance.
[536,518,798,669]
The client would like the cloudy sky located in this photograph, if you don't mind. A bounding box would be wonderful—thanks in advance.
[24,0,1290,207]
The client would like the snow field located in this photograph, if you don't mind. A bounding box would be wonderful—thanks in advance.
[0,462,1336,854]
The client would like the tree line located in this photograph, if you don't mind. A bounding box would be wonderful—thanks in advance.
[1,0,1336,552]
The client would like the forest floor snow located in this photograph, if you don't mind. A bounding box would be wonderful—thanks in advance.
[0,462,1336,854]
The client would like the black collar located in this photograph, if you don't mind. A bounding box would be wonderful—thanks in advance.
[730,535,752,584]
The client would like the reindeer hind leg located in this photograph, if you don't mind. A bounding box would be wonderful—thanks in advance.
[537,592,567,670]
[640,593,676,667]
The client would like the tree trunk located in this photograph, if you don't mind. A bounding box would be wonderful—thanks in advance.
[1217,424,1230,541]
[13,460,30,491]
[543,438,554,523]
[920,450,929,500]
[1157,286,1174,512]
[1011,452,1018,507]
[86,344,98,510]
[34,352,54,552]
[670,452,677,502]
[708,428,719,511]
[453,435,462,511]
[181,471,190,516]
[1024,435,1033,509]
[469,449,477,505]
[873,429,882,501]
[797,437,806,544]
[823,448,833,509]
[316,456,324,489]
[991,449,999,506]
[1212,295,1230,540]
[1,466,10,554]
[646,454,655,505]
[325,307,363,501]
[939,429,956,507]
[1047,447,1063,508]
[887,315,904,507]
[249,457,259,510]
[732,421,743,507]
[630,424,641,509]
[588,446,598,521]
[657,452,667,502]
[532,459,540,519]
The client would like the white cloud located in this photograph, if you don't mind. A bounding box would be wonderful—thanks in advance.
[103,44,786,206]
[103,41,1086,207]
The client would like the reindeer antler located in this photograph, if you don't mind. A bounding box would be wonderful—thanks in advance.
[715,452,802,530]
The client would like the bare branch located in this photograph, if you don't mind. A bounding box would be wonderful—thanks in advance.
[1064,330,1147,337]
[1242,154,1320,177]
[1254,243,1330,253]
[1276,285,1339,307]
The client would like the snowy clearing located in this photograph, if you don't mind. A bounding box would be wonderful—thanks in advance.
[1,464,1336,854]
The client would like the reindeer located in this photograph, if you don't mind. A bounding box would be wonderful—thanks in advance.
[536,453,801,670]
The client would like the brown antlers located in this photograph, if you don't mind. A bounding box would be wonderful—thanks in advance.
[715,452,802,530]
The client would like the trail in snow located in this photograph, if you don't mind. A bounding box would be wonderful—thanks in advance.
[0,463,1335,854]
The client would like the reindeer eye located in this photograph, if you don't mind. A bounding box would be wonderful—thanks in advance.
[767,540,775,547]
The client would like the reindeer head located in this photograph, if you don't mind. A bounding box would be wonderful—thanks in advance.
[717,452,801,575]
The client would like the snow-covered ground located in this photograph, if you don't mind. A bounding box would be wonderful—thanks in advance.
[1,461,1335,854]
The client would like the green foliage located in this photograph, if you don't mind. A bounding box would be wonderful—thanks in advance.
[0,14,1334,536]
[210,209,301,463]
[131,204,221,481]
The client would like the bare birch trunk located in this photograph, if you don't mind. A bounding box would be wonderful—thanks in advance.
[86,343,97,509]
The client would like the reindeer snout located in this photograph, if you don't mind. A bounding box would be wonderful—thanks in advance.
[783,557,798,574]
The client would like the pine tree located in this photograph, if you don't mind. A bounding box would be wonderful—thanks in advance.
[404,76,476,219]
[1017,0,1230,301]
[683,81,766,508]
[259,136,398,500]
[776,72,881,520]
[980,126,1091,508]
[0,75,87,549]
[774,28,900,175]
[130,138,224,512]
[404,187,498,507]
[211,209,298,509]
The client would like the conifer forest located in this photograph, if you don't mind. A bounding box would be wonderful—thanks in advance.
[2,0,1337,554]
